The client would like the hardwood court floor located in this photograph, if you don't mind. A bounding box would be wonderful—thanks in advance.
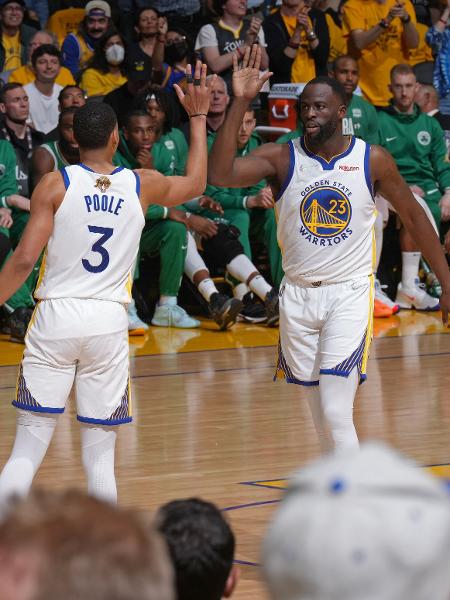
[0,310,449,599]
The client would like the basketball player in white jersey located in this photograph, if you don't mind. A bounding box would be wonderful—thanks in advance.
[0,61,213,505]
[209,46,450,453]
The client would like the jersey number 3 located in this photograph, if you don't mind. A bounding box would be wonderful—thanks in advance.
[82,226,114,273]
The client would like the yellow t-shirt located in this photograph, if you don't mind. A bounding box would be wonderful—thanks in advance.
[47,8,85,46]
[2,31,21,71]
[409,22,433,66]
[326,13,347,64]
[9,64,76,86]
[282,14,316,84]
[80,68,127,97]
[342,0,417,106]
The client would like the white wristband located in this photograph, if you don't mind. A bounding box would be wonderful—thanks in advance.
[162,206,168,219]
[1,196,8,208]
[243,196,248,209]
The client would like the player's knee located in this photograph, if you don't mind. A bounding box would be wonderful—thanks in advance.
[164,220,187,242]
[202,224,243,265]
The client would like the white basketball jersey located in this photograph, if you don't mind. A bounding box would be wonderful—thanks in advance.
[275,136,376,284]
[35,164,145,303]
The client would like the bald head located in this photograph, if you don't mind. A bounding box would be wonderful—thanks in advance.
[415,84,439,113]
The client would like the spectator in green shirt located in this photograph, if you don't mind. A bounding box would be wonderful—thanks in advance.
[0,138,35,342]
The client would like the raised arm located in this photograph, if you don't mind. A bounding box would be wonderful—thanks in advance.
[371,145,450,325]
[208,45,286,192]
[138,61,211,208]
[0,172,63,305]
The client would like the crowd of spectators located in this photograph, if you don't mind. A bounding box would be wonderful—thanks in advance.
[0,0,450,341]
[0,443,448,600]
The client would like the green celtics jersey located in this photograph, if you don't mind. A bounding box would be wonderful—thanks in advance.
[40,141,70,170]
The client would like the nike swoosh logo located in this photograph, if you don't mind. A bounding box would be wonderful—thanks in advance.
[405,294,415,301]
[386,137,397,142]
[181,245,188,250]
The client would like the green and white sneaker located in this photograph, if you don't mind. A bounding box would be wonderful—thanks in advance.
[151,304,200,328]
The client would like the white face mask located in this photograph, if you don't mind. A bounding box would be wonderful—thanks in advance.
[105,44,125,66]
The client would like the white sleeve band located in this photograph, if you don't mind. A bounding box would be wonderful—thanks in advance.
[162,206,168,219]
[243,196,248,209]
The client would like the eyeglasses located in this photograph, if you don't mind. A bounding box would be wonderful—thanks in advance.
[165,36,186,46]
[3,5,25,12]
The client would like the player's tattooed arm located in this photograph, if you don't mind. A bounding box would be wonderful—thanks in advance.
[371,145,450,326]
[0,172,63,305]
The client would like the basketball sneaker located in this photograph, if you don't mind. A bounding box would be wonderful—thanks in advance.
[395,279,440,311]
[237,292,267,324]
[265,287,280,327]
[420,259,442,299]
[128,299,148,336]
[374,279,399,317]
[151,304,200,328]
[208,293,243,331]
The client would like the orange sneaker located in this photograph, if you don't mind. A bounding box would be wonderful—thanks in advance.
[374,298,394,318]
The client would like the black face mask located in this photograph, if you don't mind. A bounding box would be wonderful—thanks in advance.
[165,41,188,65]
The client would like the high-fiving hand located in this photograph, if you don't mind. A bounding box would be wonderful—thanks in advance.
[232,45,272,101]
[173,61,215,118]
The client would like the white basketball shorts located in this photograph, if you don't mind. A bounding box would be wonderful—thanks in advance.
[14,298,131,425]
[274,275,374,386]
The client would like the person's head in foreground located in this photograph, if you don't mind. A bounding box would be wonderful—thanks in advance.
[156,497,238,600]
[262,442,450,600]
[299,77,347,145]
[0,488,174,600]
[73,102,119,153]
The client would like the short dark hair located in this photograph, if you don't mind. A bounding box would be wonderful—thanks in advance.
[31,44,60,68]
[73,103,117,149]
[331,54,358,73]
[58,85,84,103]
[302,76,347,106]
[123,109,152,129]
[58,106,77,125]
[0,82,23,104]
[156,498,235,600]
[135,6,159,26]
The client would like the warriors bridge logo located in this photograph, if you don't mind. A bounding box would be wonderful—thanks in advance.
[299,184,352,246]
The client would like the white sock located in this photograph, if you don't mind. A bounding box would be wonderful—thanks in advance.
[159,296,177,306]
[304,387,333,454]
[374,210,384,272]
[0,409,57,508]
[81,425,117,504]
[319,369,360,452]
[184,232,207,281]
[227,255,258,283]
[233,282,249,300]
[248,275,272,301]
[401,251,421,288]
[198,278,218,301]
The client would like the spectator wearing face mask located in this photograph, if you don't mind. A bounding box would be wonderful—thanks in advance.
[79,29,127,98]
[161,27,194,92]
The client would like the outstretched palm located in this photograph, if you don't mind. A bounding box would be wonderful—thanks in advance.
[232,45,272,100]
